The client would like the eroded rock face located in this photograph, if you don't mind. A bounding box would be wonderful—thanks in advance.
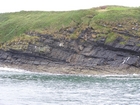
[0,27,140,71]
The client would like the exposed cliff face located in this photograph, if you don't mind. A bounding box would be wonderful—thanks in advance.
[0,27,140,74]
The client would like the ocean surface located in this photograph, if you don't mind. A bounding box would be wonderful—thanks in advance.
[0,67,140,105]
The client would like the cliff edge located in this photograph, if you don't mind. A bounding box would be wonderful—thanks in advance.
[0,6,140,74]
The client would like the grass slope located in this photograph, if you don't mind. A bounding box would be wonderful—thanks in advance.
[0,5,140,44]
[0,9,95,43]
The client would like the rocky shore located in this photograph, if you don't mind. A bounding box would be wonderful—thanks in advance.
[0,27,140,75]
[1,63,140,75]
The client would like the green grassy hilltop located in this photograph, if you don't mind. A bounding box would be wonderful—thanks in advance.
[0,6,140,46]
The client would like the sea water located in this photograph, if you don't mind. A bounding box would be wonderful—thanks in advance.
[0,67,140,105]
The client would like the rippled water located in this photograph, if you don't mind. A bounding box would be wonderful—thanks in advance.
[0,67,140,105]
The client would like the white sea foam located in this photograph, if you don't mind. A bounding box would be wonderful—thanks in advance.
[55,73,140,78]
[0,66,26,73]
[0,66,140,78]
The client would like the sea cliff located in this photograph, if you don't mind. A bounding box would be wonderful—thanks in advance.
[0,6,140,74]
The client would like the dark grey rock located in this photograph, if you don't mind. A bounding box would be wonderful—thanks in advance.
[126,57,139,65]
[0,27,140,71]
[33,61,40,65]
